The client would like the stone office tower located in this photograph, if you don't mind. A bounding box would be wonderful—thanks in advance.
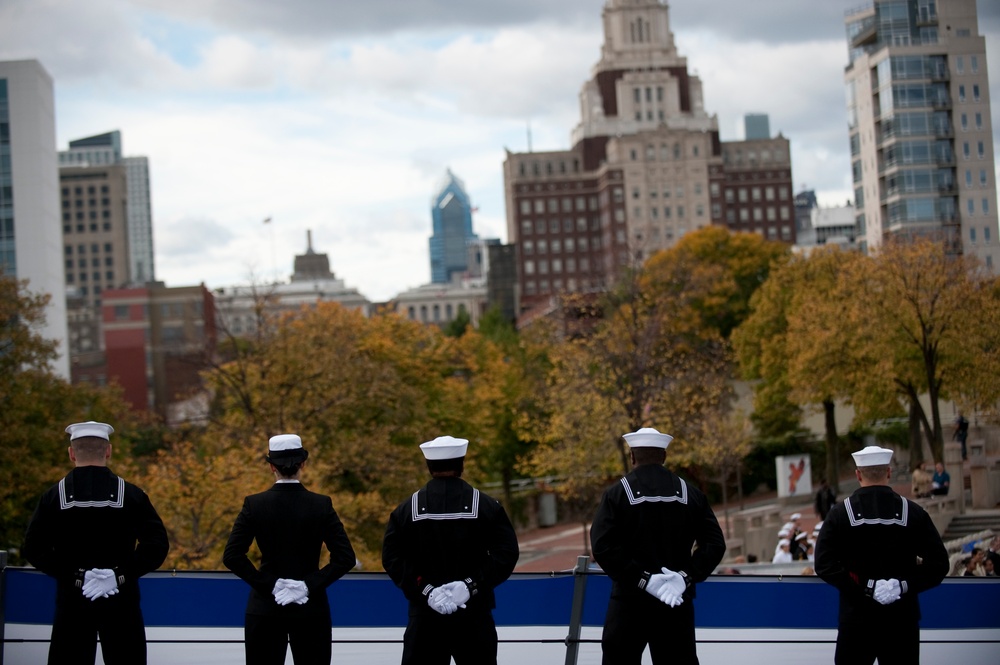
[503,0,794,315]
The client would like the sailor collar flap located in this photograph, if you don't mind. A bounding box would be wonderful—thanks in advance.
[59,469,124,510]
[844,489,909,527]
[411,485,480,521]
[620,472,688,506]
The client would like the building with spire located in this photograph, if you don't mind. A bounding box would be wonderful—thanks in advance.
[844,0,997,267]
[503,0,794,316]
[429,170,478,283]
[213,230,371,338]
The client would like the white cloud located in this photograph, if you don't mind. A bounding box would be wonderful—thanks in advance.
[2,0,998,301]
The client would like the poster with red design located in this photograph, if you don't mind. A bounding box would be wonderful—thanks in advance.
[775,454,812,498]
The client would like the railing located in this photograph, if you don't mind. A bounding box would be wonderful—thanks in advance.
[2,553,999,665]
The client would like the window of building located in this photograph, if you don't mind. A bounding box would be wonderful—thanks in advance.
[537,239,547,254]
[664,207,672,219]
[956,56,964,74]
[521,220,532,235]
[677,206,685,219]
[970,227,977,242]
[983,198,990,214]
[975,112,983,129]
[780,207,790,220]
[523,240,534,255]
[968,199,975,215]
[552,239,562,253]
[102,223,111,231]
[725,189,734,203]
[739,209,749,222]
[752,187,762,202]
[565,237,575,252]
[963,142,971,158]
[534,200,545,214]
[580,257,590,271]
[726,209,735,223]
[525,281,537,296]
[552,259,563,273]
[753,208,763,221]
[738,188,748,203]
[524,260,535,275]
[781,226,792,240]
[535,219,545,233]
[634,87,641,103]
[959,85,966,102]
[978,141,985,159]
[105,257,112,266]
[981,169,988,186]
[767,207,776,221]
[765,186,775,201]
[985,226,992,243]
[966,169,974,186]
[696,205,704,217]
[971,55,979,73]
[973,84,980,102]
[539,260,549,275]
[961,113,968,130]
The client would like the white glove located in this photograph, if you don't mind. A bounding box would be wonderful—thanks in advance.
[428,586,457,615]
[873,578,901,605]
[272,579,309,606]
[442,580,470,609]
[656,568,687,607]
[81,569,119,601]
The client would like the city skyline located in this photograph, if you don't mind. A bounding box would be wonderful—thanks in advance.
[1,0,998,302]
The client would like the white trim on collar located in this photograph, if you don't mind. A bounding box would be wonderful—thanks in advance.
[844,496,909,527]
[411,488,480,521]
[621,477,688,505]
[59,477,125,510]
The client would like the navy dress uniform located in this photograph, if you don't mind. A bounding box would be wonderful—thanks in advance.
[590,428,726,665]
[382,436,520,665]
[223,434,357,665]
[23,421,169,665]
[815,445,949,665]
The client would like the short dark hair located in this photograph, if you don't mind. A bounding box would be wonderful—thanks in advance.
[427,457,464,476]
[858,465,889,482]
[272,461,303,478]
[631,448,666,467]
[71,436,109,461]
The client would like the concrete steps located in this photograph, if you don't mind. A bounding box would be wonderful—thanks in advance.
[941,511,1000,541]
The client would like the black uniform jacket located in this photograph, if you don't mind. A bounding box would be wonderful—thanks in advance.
[23,466,169,601]
[815,485,949,622]
[382,476,519,611]
[223,482,357,616]
[590,464,726,600]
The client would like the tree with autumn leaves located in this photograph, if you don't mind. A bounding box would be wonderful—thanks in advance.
[734,238,1000,471]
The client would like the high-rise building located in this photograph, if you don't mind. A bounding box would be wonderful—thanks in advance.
[59,130,156,284]
[744,113,772,140]
[429,170,478,283]
[845,0,998,267]
[503,0,794,316]
[0,60,69,378]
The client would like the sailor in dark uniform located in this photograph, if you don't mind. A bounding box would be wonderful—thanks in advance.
[223,434,357,665]
[815,445,949,665]
[382,435,519,665]
[590,427,726,665]
[22,421,169,665]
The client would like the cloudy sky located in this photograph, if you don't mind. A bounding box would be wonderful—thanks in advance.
[2,0,998,302]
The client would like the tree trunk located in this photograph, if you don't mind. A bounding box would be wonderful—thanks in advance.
[720,466,730,539]
[737,461,745,511]
[908,400,924,470]
[824,399,839,491]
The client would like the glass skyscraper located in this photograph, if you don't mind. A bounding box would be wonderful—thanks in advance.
[429,170,478,284]
[844,0,997,267]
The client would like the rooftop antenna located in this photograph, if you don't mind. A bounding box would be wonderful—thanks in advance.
[527,121,533,153]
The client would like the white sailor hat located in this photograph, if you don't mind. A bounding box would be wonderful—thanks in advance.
[420,436,468,461]
[851,445,893,467]
[65,421,114,441]
[266,434,308,463]
[790,513,802,521]
[795,531,808,541]
[782,521,796,531]
[814,521,824,531]
[778,539,790,547]
[622,427,673,449]
[778,528,790,538]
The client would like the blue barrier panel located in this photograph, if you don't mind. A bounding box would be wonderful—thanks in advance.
[4,569,999,631]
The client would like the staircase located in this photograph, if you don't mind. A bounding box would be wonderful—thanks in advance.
[941,511,1000,541]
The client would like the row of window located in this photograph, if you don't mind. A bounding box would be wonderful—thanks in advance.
[957,84,982,104]
[61,185,109,196]
[634,184,701,199]
[629,143,701,162]
[66,271,115,283]
[723,186,791,203]
[961,141,988,160]
[523,236,602,255]
[519,196,600,215]
[959,112,985,131]
[968,226,992,243]
[725,207,793,223]
[524,277,603,297]
[517,159,582,177]
[405,303,468,324]
[954,55,980,75]
[67,257,114,269]
[524,256,594,276]
[64,198,111,208]
[965,199,992,216]
[633,205,695,219]
[520,217,604,236]
[64,211,112,222]
[963,169,991,187]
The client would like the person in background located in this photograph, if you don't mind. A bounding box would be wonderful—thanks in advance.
[223,434,357,665]
[931,462,951,496]
[382,435,519,665]
[814,481,837,521]
[815,445,949,665]
[590,427,726,665]
[772,539,793,564]
[953,412,969,461]
[911,461,933,499]
[23,421,169,665]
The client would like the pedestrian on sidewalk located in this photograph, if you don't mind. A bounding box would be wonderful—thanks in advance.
[590,427,725,665]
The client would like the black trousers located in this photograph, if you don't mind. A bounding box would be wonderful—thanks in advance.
[400,606,498,665]
[601,594,699,665]
[835,614,919,665]
[48,594,147,665]
[245,611,332,665]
